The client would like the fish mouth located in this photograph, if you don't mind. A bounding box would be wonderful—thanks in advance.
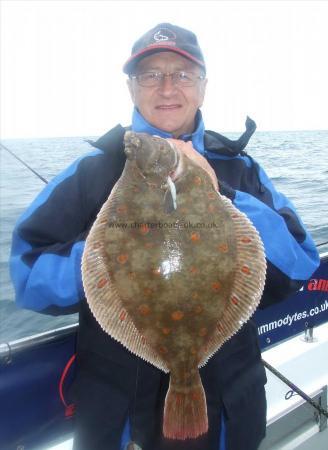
[166,141,182,181]
[168,155,184,183]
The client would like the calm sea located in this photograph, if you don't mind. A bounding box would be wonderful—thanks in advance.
[1,130,327,342]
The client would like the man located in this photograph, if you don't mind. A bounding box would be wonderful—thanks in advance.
[10,23,319,450]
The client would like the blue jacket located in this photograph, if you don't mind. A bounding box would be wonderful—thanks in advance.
[10,114,319,314]
[10,115,320,450]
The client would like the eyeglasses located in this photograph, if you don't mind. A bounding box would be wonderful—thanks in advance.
[130,71,205,87]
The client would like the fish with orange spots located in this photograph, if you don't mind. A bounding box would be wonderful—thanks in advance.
[82,131,266,441]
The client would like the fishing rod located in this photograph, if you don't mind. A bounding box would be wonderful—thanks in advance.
[262,358,328,419]
[0,142,48,184]
[2,141,328,250]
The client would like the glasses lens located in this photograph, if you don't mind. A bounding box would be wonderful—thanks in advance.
[136,72,161,87]
[174,72,197,86]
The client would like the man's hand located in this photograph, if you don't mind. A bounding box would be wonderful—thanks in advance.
[168,139,219,192]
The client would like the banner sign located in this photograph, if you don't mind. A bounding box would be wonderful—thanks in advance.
[254,254,328,349]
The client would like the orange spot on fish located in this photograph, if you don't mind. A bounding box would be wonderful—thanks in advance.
[171,310,184,321]
[128,272,136,280]
[231,214,239,219]
[191,232,200,242]
[138,304,151,316]
[218,243,229,253]
[162,327,171,335]
[241,265,251,275]
[208,203,216,213]
[241,236,252,244]
[192,292,199,300]
[117,254,128,264]
[140,224,150,235]
[231,296,239,305]
[212,282,222,291]
[116,205,127,215]
[97,278,108,288]
[190,266,198,274]
[175,393,183,405]
[191,347,198,355]
[159,345,168,354]
[194,176,202,186]
[144,287,153,296]
[193,305,203,314]
[207,192,216,200]
[180,208,188,214]
[119,310,127,321]
[199,327,208,337]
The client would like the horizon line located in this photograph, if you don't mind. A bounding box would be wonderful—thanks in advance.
[2,128,328,141]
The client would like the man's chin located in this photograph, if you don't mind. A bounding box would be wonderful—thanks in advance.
[150,121,187,138]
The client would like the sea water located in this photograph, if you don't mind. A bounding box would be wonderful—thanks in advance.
[1,130,327,342]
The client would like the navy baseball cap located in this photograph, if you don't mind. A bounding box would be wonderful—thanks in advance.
[123,23,206,74]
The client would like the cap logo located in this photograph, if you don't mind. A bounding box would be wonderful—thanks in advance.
[153,28,176,42]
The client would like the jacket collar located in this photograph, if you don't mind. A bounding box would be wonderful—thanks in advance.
[91,114,257,159]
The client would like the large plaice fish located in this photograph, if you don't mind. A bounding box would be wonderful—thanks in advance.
[82,131,266,440]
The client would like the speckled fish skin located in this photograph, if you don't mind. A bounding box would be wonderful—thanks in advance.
[82,131,267,441]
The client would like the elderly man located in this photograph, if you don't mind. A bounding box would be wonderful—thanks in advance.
[11,23,319,450]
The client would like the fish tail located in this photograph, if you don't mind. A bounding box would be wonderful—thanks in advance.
[163,373,208,439]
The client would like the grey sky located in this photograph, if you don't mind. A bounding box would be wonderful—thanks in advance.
[1,0,328,138]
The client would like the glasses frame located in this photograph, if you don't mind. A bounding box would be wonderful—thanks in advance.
[130,70,205,87]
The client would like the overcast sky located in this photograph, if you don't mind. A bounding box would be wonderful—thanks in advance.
[1,0,328,138]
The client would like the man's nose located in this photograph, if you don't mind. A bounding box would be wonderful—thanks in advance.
[158,74,178,95]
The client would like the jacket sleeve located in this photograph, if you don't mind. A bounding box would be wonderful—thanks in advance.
[219,162,320,309]
[10,149,104,315]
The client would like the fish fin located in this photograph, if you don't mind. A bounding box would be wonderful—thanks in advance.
[199,194,267,367]
[163,372,208,439]
[82,180,169,373]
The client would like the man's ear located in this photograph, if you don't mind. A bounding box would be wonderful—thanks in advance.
[198,78,208,108]
[127,78,136,104]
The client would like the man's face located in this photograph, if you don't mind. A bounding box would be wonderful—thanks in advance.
[127,52,207,137]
